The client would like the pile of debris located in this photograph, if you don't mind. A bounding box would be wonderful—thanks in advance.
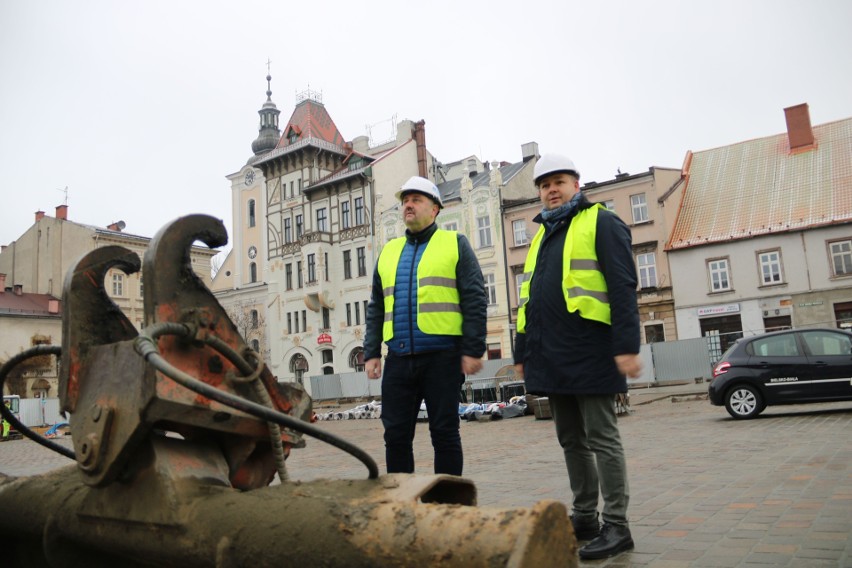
[315,400,382,421]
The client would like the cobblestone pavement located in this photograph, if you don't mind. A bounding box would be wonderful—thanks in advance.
[2,394,851,567]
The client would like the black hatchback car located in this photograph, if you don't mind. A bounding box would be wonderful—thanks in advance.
[709,327,852,419]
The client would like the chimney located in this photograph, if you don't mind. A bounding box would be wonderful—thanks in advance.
[36,210,46,222]
[0,273,5,292]
[784,103,816,154]
[414,120,427,178]
[56,204,68,220]
[521,142,539,162]
[14,284,23,296]
[48,299,60,314]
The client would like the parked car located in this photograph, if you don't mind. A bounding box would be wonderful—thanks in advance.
[709,327,852,419]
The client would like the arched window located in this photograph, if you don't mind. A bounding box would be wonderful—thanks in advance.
[349,347,365,372]
[289,353,308,385]
[250,339,260,352]
[250,262,257,283]
[248,199,256,228]
[251,309,259,328]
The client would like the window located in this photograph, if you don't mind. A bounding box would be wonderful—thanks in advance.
[602,200,615,211]
[751,334,800,357]
[322,349,333,364]
[829,239,852,276]
[443,221,458,231]
[297,261,303,288]
[307,254,316,283]
[296,214,303,239]
[637,252,657,288]
[112,273,124,296]
[302,310,307,331]
[285,263,293,290]
[316,208,328,232]
[294,311,299,333]
[484,273,497,305]
[349,347,365,372]
[251,309,258,328]
[644,324,665,344]
[249,262,257,283]
[354,301,361,325]
[346,303,352,326]
[363,300,368,321]
[354,197,364,225]
[322,307,330,329]
[324,252,329,281]
[343,250,352,279]
[630,193,649,223]
[248,199,256,228]
[287,313,292,334]
[758,250,783,285]
[487,343,502,360]
[289,181,294,199]
[802,329,852,356]
[341,201,350,229]
[284,218,292,243]
[357,247,366,277]
[515,273,525,303]
[477,216,492,248]
[251,339,260,352]
[512,219,528,246]
[708,258,731,292]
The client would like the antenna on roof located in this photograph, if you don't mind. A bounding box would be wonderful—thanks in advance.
[57,186,69,205]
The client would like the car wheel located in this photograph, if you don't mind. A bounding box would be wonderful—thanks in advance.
[725,384,764,419]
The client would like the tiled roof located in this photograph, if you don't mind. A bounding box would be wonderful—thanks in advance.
[0,291,60,316]
[667,117,852,250]
[276,99,346,150]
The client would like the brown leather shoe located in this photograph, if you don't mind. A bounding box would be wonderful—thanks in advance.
[579,522,634,560]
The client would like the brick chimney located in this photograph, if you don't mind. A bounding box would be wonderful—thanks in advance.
[0,273,5,292]
[48,299,60,314]
[36,210,46,222]
[414,120,427,178]
[784,103,816,154]
[56,204,68,220]
[14,284,23,296]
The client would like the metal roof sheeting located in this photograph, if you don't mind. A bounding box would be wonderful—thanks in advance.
[668,117,852,250]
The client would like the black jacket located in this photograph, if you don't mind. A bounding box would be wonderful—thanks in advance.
[364,222,487,360]
[514,195,640,395]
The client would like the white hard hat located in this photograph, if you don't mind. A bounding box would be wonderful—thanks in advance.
[533,154,580,186]
[395,176,443,208]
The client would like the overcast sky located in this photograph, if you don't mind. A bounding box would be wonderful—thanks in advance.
[1,0,850,257]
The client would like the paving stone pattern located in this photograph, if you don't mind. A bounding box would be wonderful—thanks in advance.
[2,393,851,567]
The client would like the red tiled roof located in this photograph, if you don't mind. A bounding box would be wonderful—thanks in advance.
[667,117,852,250]
[276,99,345,149]
[0,291,61,316]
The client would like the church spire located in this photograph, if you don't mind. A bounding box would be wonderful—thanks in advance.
[251,61,281,156]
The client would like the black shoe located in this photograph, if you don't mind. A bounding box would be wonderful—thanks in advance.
[579,522,634,560]
[570,514,600,541]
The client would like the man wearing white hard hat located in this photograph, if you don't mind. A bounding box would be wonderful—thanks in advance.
[514,154,642,560]
[364,176,486,476]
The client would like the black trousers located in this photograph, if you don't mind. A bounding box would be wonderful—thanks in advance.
[380,349,464,475]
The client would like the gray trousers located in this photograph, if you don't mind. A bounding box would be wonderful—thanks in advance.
[549,393,630,526]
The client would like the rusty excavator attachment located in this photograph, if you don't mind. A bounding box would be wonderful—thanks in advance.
[0,215,577,567]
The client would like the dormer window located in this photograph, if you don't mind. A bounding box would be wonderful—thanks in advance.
[289,131,298,144]
[348,157,363,171]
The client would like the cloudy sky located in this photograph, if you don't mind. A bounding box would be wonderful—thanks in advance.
[1,0,850,256]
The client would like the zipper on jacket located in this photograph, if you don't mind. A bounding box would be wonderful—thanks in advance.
[407,239,419,353]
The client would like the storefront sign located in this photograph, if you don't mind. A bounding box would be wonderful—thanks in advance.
[697,303,740,317]
[317,333,332,345]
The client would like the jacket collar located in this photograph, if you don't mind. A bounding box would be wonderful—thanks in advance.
[405,221,438,244]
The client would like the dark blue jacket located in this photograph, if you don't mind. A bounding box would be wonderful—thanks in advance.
[364,222,486,359]
[514,195,640,395]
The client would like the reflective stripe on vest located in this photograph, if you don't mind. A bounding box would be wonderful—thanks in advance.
[517,204,610,333]
[376,230,462,341]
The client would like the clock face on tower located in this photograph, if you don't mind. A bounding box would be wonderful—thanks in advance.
[244,171,255,185]
[248,246,257,259]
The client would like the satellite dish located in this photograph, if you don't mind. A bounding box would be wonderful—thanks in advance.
[115,220,126,231]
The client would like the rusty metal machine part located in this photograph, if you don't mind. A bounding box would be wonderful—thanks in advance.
[0,214,578,567]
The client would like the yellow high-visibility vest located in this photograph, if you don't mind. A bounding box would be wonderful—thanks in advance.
[517,205,610,332]
[377,229,462,341]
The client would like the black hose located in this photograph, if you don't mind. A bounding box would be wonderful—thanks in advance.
[0,345,75,459]
[135,324,379,479]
